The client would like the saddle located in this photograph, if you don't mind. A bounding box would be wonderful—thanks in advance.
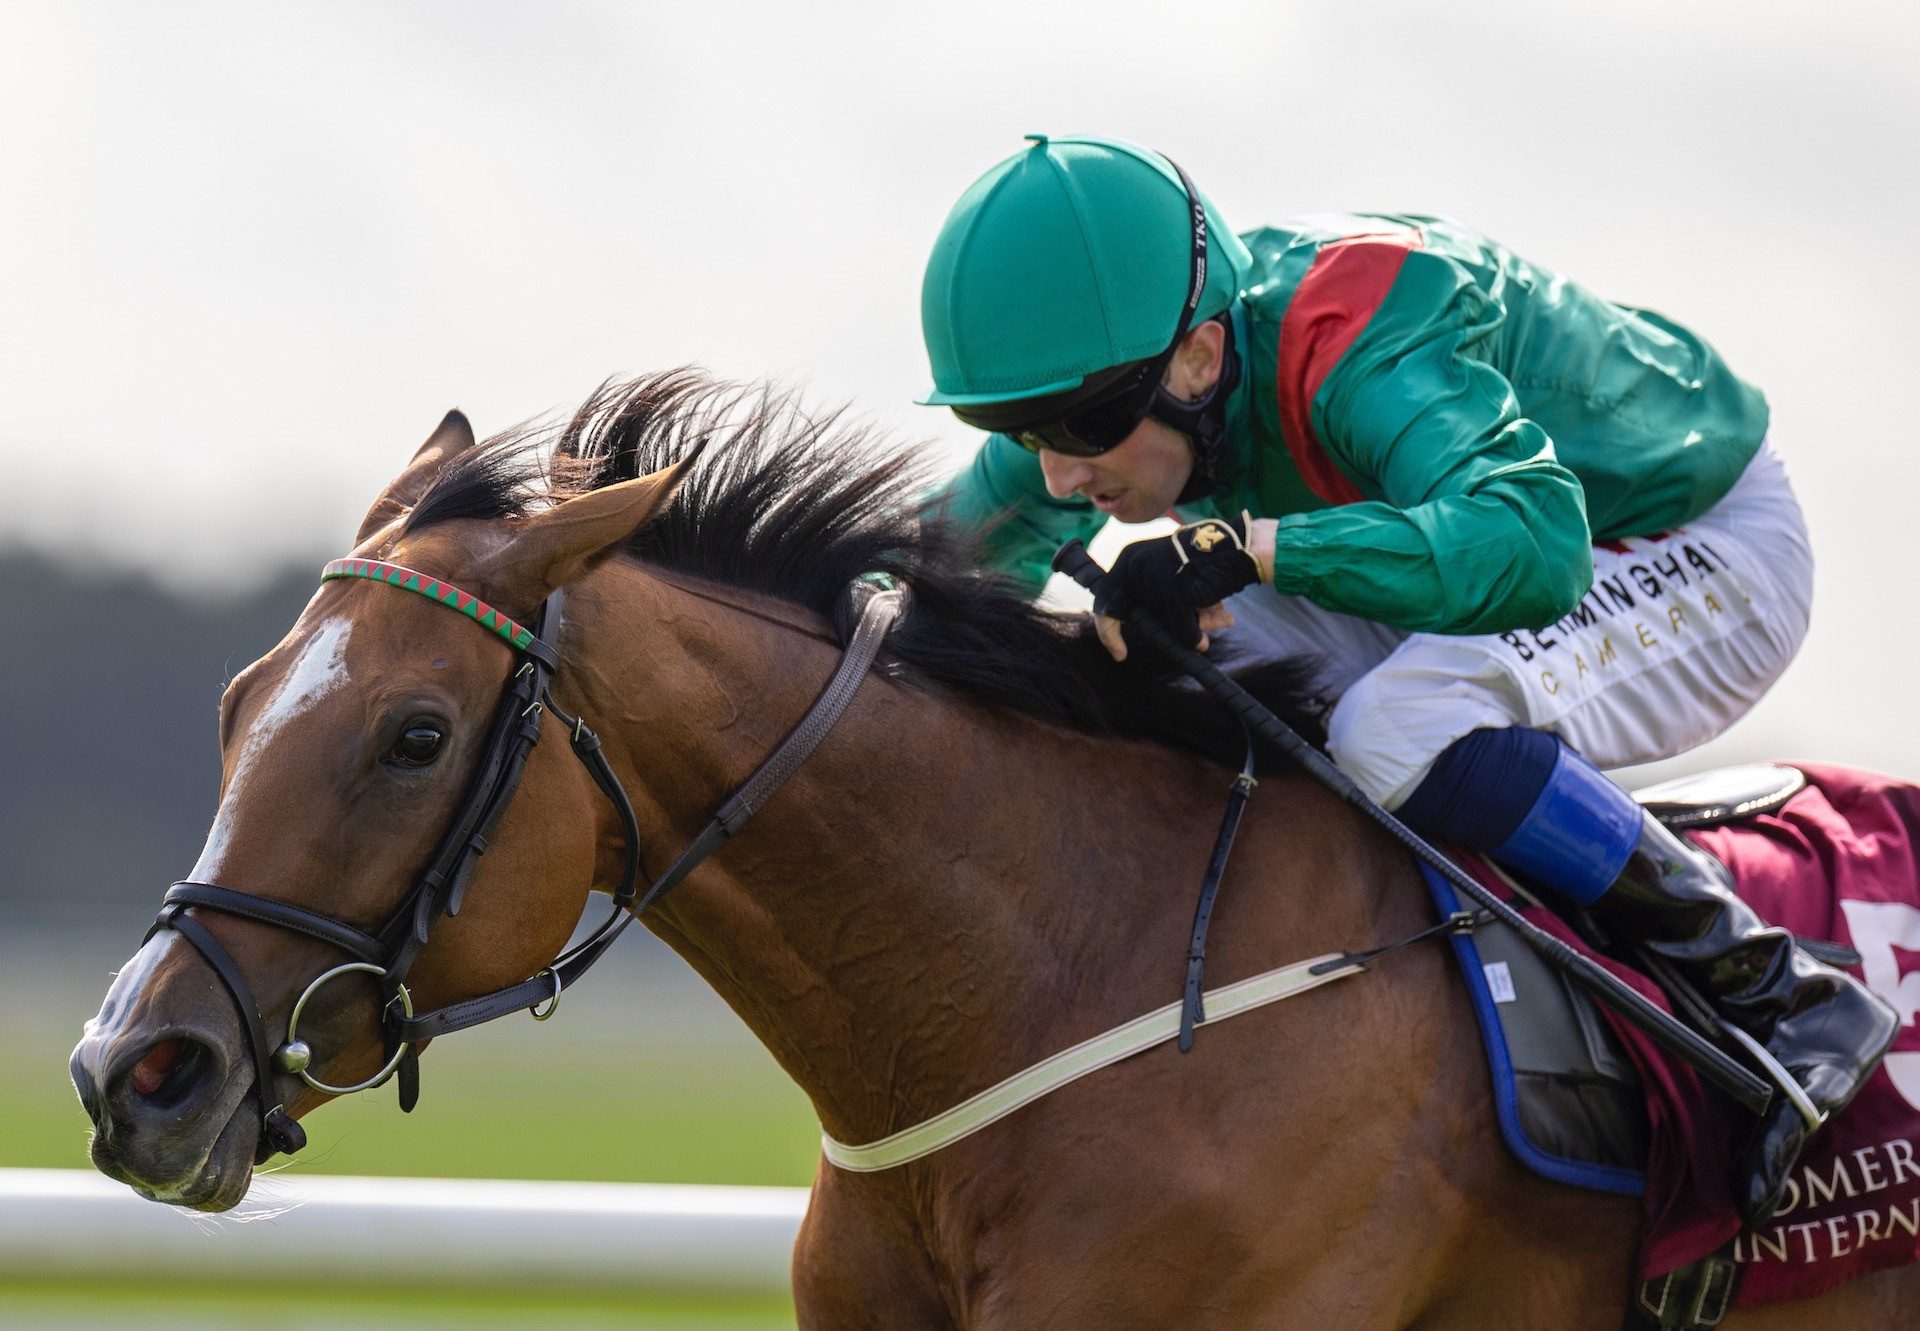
[1440,764,1826,1187]
[1427,762,1878,1330]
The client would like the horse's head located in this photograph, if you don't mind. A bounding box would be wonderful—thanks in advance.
[70,412,682,1210]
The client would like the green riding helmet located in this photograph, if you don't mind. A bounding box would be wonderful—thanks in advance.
[919,133,1253,409]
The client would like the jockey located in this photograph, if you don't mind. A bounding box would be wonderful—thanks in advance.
[916,133,1898,1226]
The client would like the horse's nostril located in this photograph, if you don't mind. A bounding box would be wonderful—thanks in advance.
[130,1039,185,1097]
[123,1037,213,1109]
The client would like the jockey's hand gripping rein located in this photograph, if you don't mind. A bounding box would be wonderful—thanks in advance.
[1094,515,1263,655]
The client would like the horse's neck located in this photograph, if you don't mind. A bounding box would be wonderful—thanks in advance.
[567,567,1384,1146]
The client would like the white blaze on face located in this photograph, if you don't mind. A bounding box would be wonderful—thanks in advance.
[188,616,354,881]
[82,931,182,1044]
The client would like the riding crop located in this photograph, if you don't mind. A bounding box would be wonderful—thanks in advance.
[1052,539,1778,1118]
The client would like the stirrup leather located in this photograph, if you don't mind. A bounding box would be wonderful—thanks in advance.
[1631,1250,1737,1330]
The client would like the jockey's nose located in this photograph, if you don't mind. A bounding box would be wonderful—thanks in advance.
[1036,449,1093,500]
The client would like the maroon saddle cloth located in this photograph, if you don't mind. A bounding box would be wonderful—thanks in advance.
[1519,762,1920,1309]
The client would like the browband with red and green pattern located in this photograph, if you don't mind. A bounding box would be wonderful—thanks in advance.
[320,557,538,651]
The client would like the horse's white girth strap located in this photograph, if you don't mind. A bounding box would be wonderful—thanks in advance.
[820,952,1366,1173]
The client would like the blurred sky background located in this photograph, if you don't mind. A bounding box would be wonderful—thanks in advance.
[3,0,1918,779]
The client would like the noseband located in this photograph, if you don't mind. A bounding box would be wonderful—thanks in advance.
[145,557,904,1163]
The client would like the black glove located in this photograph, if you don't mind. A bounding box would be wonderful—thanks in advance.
[1094,515,1262,652]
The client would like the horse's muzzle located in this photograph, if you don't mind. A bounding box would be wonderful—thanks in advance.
[71,936,264,1211]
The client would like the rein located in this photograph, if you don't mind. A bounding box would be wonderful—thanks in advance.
[147,556,904,1162]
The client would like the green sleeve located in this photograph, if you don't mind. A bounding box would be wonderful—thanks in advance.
[1269,249,1594,634]
[921,433,1105,595]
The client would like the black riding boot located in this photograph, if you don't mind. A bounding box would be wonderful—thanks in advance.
[1589,813,1899,1228]
[1399,729,1901,1229]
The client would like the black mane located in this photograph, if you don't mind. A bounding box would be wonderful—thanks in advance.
[406,370,1326,769]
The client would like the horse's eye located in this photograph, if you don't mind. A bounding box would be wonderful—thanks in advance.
[387,722,446,768]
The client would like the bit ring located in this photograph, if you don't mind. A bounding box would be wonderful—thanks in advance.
[278,962,414,1095]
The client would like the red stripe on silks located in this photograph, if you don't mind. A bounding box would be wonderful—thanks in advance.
[1275,233,1421,506]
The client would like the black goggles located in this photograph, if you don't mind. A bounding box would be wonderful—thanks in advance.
[951,154,1210,458]
[952,354,1172,457]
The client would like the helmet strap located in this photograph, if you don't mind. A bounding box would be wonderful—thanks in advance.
[1162,314,1241,505]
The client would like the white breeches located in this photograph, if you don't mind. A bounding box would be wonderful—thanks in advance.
[1212,441,1814,808]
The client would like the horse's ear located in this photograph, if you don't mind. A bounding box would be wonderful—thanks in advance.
[484,460,690,598]
[353,410,480,544]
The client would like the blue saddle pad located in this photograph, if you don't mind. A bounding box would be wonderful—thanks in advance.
[1419,863,1650,1197]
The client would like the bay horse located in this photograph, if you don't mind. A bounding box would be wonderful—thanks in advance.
[71,372,1916,1327]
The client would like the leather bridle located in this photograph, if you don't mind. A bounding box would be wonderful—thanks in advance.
[143,556,905,1163]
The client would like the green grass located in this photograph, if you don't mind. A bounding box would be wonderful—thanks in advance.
[0,1276,797,1329]
[242,1036,823,1187]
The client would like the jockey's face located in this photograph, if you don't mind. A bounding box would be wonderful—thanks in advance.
[1034,320,1224,523]
[1036,418,1195,523]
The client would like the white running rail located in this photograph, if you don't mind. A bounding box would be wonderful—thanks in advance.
[0,1169,807,1293]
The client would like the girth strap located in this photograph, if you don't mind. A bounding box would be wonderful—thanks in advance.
[823,950,1369,1173]
[396,584,907,1045]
